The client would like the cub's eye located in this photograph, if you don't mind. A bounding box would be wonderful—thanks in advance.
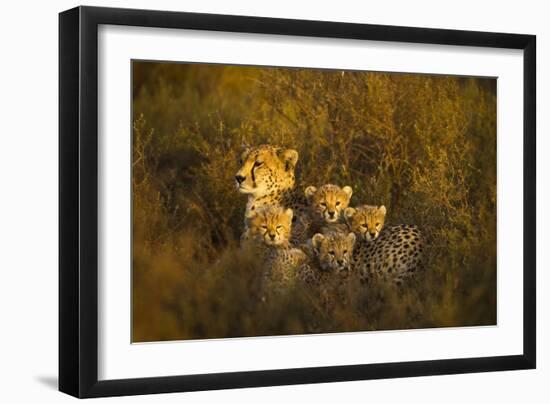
[361,224,368,228]
[375,222,380,227]
[343,250,348,254]
[276,225,283,229]
[320,203,327,207]
[238,159,243,165]
[329,251,335,256]
[254,161,263,167]
[335,201,341,206]
[261,225,268,229]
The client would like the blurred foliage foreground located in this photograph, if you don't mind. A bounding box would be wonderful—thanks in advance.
[132,62,497,342]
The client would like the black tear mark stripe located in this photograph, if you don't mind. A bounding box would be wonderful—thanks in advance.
[250,165,256,187]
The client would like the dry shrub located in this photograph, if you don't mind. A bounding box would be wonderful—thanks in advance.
[132,62,496,342]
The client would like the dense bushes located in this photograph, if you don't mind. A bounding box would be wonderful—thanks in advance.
[132,62,496,342]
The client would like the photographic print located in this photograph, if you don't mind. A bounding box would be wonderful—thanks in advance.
[131,61,497,342]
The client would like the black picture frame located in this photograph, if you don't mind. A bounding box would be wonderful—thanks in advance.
[59,5,536,398]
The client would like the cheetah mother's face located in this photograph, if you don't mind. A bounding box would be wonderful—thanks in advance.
[235,145,298,197]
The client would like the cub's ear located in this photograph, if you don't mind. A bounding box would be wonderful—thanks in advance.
[304,186,317,201]
[244,209,258,226]
[311,233,325,250]
[284,208,294,221]
[346,232,356,246]
[378,205,387,216]
[344,207,356,220]
[281,148,299,171]
[342,186,353,199]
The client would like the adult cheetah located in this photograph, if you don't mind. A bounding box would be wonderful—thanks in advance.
[235,145,310,243]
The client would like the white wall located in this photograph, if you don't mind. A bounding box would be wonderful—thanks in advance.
[0,0,546,402]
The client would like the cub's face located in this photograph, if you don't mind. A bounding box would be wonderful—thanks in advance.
[345,205,386,241]
[311,232,356,274]
[305,184,353,224]
[246,206,293,246]
[235,145,298,196]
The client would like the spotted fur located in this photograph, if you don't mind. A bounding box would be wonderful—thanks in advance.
[244,205,309,284]
[311,232,356,277]
[235,145,309,243]
[344,205,387,241]
[308,232,358,307]
[353,224,425,284]
[305,184,353,235]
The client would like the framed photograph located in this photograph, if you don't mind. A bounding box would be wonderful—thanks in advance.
[59,6,536,398]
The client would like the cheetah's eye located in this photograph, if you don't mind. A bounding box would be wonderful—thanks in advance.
[361,224,368,228]
[335,201,341,206]
[276,225,282,229]
[261,225,268,229]
[320,203,327,208]
[329,251,335,256]
[375,222,380,227]
[343,250,348,254]
[254,161,263,167]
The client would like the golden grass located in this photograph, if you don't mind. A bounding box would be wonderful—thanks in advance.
[131,62,496,342]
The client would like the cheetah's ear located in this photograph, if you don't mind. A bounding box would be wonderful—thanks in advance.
[284,208,294,221]
[346,232,356,246]
[241,141,251,151]
[342,185,353,199]
[378,205,387,216]
[281,148,299,171]
[344,207,356,220]
[240,147,250,163]
[304,186,317,201]
[311,233,325,250]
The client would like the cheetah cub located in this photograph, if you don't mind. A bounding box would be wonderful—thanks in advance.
[344,205,425,284]
[310,232,356,279]
[244,205,309,284]
[344,205,386,241]
[305,184,353,234]
[309,232,357,306]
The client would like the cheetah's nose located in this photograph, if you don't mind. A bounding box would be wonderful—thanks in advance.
[269,234,276,240]
[235,175,246,184]
[337,259,344,266]
[369,231,377,237]
[328,211,335,218]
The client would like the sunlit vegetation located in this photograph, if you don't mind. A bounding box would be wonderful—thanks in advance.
[132,62,496,342]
